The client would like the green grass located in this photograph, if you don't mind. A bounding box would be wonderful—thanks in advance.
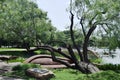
[1,48,120,80]
[97,64,120,71]
[51,69,120,80]
[8,57,25,63]
[0,51,30,58]
[51,69,85,80]
[0,48,26,51]
[0,47,36,58]
[3,67,120,80]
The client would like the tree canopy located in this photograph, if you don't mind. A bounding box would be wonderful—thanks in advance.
[0,0,56,47]
[72,0,120,50]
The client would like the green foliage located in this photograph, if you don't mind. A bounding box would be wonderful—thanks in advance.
[13,63,40,79]
[72,0,120,49]
[12,63,41,71]
[87,70,120,80]
[97,64,120,71]
[3,68,120,80]
[8,57,25,63]
[54,29,83,47]
[0,50,29,58]
[90,58,102,64]
[0,0,56,47]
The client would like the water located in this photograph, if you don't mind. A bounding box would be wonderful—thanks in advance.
[89,47,120,64]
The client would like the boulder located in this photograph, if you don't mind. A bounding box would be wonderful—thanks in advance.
[30,58,61,65]
[26,68,54,80]
[24,54,73,65]
[0,55,18,62]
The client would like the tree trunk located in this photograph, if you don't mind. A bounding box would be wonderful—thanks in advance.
[83,25,97,62]
[77,62,100,73]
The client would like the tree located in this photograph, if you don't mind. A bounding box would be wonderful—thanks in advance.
[31,0,120,73]
[72,0,120,61]
[54,29,83,47]
[0,0,56,47]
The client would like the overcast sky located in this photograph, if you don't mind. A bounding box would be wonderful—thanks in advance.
[35,0,70,31]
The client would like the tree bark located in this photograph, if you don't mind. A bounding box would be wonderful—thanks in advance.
[83,25,97,62]
[70,11,83,61]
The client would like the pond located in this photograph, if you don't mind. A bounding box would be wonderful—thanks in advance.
[89,47,120,64]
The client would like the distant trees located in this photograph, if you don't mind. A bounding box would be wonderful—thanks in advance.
[54,30,83,47]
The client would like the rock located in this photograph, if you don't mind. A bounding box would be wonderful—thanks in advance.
[0,55,18,62]
[0,76,24,80]
[29,58,61,65]
[26,68,54,80]
[24,54,73,65]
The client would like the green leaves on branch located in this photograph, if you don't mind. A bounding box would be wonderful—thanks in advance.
[0,0,55,46]
[71,0,120,49]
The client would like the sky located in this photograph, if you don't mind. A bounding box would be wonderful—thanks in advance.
[35,0,70,31]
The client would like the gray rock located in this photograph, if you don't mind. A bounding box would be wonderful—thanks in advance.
[26,68,54,80]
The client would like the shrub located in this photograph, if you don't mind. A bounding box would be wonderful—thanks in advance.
[12,63,41,71]
[8,57,25,63]
[97,64,120,71]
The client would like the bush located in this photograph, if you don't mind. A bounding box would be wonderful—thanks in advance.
[12,63,41,71]
[87,70,120,80]
[90,58,102,64]
[8,57,25,63]
[97,64,120,71]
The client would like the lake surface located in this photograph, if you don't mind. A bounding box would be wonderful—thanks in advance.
[89,47,120,64]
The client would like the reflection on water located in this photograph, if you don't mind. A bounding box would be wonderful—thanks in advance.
[89,47,120,64]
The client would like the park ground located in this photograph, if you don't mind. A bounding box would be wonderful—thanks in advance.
[0,48,120,80]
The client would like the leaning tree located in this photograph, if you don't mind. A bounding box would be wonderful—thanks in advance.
[29,0,120,73]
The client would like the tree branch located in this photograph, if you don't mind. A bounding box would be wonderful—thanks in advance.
[50,49,75,69]
[67,45,79,64]
[80,17,86,37]
[30,45,72,60]
[47,40,67,47]
[69,3,83,61]
[89,14,98,26]
[83,25,97,62]
[29,45,75,69]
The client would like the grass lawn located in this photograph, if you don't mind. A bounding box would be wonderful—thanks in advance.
[51,69,120,80]
[0,48,26,51]
[0,48,32,58]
